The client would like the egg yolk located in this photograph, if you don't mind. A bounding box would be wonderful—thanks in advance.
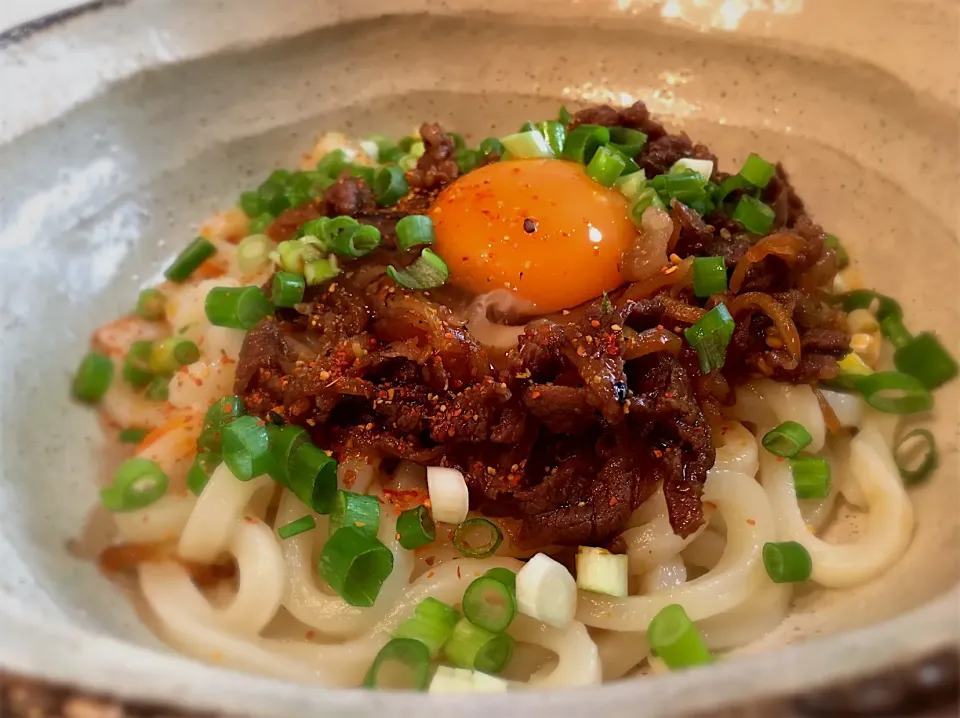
[428,159,636,314]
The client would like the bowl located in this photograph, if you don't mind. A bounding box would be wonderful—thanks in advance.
[0,0,958,716]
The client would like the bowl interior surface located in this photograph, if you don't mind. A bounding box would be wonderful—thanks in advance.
[0,1,957,716]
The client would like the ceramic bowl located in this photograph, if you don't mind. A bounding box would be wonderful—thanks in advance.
[0,1,957,716]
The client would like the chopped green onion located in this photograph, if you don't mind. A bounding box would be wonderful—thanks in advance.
[316,149,348,178]
[894,332,958,389]
[646,604,713,669]
[450,132,466,151]
[395,215,436,252]
[304,257,340,286]
[893,428,938,485]
[374,166,409,207]
[576,546,628,597]
[186,452,220,495]
[397,136,416,153]
[561,124,610,164]
[325,217,381,258]
[394,597,459,658]
[824,234,850,269]
[363,638,431,690]
[762,541,812,583]
[396,505,436,550]
[456,148,481,174]
[236,234,274,274]
[499,131,554,159]
[386,248,449,290]
[479,137,504,157]
[221,415,273,480]
[271,271,306,308]
[100,458,169,512]
[319,526,394,607]
[452,518,503,558]
[854,371,933,414]
[148,337,200,374]
[239,191,264,218]
[72,352,114,404]
[519,121,536,133]
[443,618,515,674]
[278,515,317,539]
[791,456,831,499]
[692,256,728,297]
[629,187,666,225]
[144,375,169,402]
[608,126,648,156]
[274,238,318,274]
[462,576,516,633]
[118,427,148,444]
[614,169,648,200]
[585,145,628,187]
[671,158,714,184]
[135,289,167,321]
[535,121,567,157]
[609,145,641,176]
[831,351,874,390]
[204,286,273,330]
[762,421,813,458]
[738,153,776,188]
[330,490,381,537]
[197,395,243,454]
[880,315,912,349]
[650,169,705,202]
[248,212,275,235]
[558,105,572,125]
[684,303,736,374]
[347,164,376,185]
[840,289,902,321]
[164,237,217,283]
[287,441,338,514]
[122,340,154,389]
[715,174,751,204]
[267,424,307,486]
[732,195,775,235]
[484,567,517,592]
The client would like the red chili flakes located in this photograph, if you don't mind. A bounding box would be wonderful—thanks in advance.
[425,555,436,566]
[427,571,435,578]
[305,630,316,640]
[746,519,756,526]
[609,497,618,506]
[653,449,664,458]
[590,319,601,328]
[530,391,541,400]
[243,516,257,524]
[457,566,462,579]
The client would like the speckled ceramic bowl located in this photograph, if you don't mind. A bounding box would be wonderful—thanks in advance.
[0,1,958,716]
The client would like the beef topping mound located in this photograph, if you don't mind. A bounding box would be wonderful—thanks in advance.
[241,108,849,548]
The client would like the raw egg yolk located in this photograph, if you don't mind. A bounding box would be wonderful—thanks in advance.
[428,159,636,314]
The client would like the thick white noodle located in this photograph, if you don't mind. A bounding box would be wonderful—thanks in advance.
[621,491,706,575]
[638,556,687,594]
[508,615,602,688]
[134,416,202,492]
[713,420,759,477]
[797,444,841,532]
[593,629,650,681]
[213,518,285,634]
[114,495,196,543]
[831,436,868,509]
[696,581,792,650]
[737,380,826,453]
[819,388,864,429]
[682,527,726,569]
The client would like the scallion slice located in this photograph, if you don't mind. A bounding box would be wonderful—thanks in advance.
[558,105,572,126]
[144,375,170,402]
[854,371,933,415]
[316,149,348,178]
[840,289,902,321]
[330,490,381,537]
[608,126,648,156]
[319,526,394,607]
[561,124,610,164]
[304,257,340,285]
[100,457,169,512]
[762,421,813,458]
[535,120,567,157]
[732,195,775,235]
[824,234,850,270]
[715,174,751,204]
[197,395,243,454]
[462,576,516,633]
[479,137,504,157]
[363,638,431,690]
[267,423,307,486]
[443,618,515,674]
[148,337,200,374]
[374,166,409,207]
[118,427,148,444]
[287,441,338,514]
[123,340,154,389]
[204,286,273,330]
[893,332,958,389]
[186,452,220,495]
[164,237,217,283]
[456,148,481,174]
[452,518,503,558]
[325,217,381,258]
[629,187,666,225]
[396,505,436,550]
[278,515,317,539]
[348,164,376,185]
[762,541,812,583]
[893,428,938,486]
[585,145,627,187]
[271,271,306,308]
[72,352,114,404]
[684,303,736,374]
[135,288,167,321]
[395,215,436,253]
[386,248,449,290]
[692,256,728,297]
[239,191,264,218]
[880,315,912,349]
[249,212,275,235]
[790,456,831,499]
[646,604,713,670]
[650,169,705,202]
[499,130,555,159]
[221,415,273,480]
[738,153,776,188]
[484,567,517,593]
[394,597,459,658]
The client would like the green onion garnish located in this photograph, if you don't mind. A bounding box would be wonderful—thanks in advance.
[324,217,382,258]
[561,124,610,164]
[248,212,275,235]
[535,121,567,158]
[72,352,114,404]
[267,423,307,486]
[608,126,648,156]
[692,256,728,297]
[278,515,317,539]
[148,337,200,374]
[629,187,666,225]
[239,191,264,218]
[186,451,220,495]
[483,567,517,592]
[123,340,154,389]
[880,315,912,349]
[363,638,431,690]
[288,442,338,514]
[330,490,381,538]
[452,518,503,558]
[396,505,436,550]
[100,457,169,512]
[144,375,170,402]
[790,456,831,499]
[650,169,705,203]
[684,303,736,374]
[118,427,148,444]
[135,289,167,321]
[762,421,813,459]
[854,371,933,414]
[558,105,572,125]
[443,618,515,674]
[585,145,628,187]
[374,166,409,207]
[462,576,516,633]
[164,237,217,283]
[646,604,713,669]
[304,257,340,286]
[893,332,958,389]
[395,215,436,253]
[221,415,273,480]
[824,234,849,270]
[715,174,751,204]
[762,541,812,583]
[347,164,376,185]
[386,248,449,290]
[738,153,776,188]
[204,286,274,330]
[479,137,504,157]
[316,149,348,178]
[319,526,394,607]
[732,195,775,235]
[236,234,274,275]
[893,428,938,486]
[394,597,459,658]
[499,130,555,159]
[455,148,481,174]
[841,289,902,321]
[271,271,306,308]
[197,395,243,454]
